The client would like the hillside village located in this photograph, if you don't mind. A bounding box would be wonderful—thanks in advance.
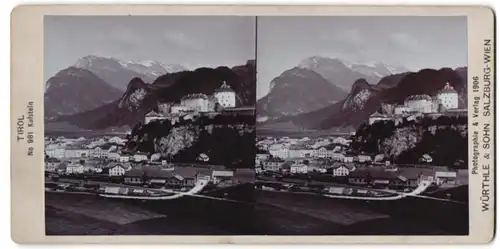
[143,81,254,125]
[368,82,467,125]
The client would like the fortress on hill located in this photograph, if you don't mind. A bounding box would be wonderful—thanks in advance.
[369,82,466,125]
[144,81,254,124]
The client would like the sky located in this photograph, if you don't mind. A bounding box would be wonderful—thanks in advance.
[44,16,256,82]
[257,16,467,99]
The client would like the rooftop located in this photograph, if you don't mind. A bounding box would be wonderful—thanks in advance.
[438,82,458,94]
[214,81,235,93]
[405,94,432,102]
[181,93,209,100]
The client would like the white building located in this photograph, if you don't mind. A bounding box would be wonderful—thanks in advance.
[255,153,270,166]
[404,95,433,113]
[211,170,234,184]
[90,147,108,159]
[332,164,350,177]
[357,155,372,163]
[180,93,215,113]
[170,104,191,114]
[108,152,120,161]
[119,155,130,162]
[263,158,284,172]
[290,163,308,174]
[108,164,127,176]
[214,81,236,108]
[434,171,458,185]
[437,82,459,110]
[132,153,148,162]
[45,148,66,159]
[66,163,84,174]
[269,145,289,159]
[65,148,90,158]
[314,147,331,158]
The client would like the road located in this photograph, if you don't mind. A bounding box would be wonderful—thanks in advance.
[100,178,210,200]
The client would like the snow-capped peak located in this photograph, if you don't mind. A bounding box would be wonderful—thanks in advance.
[298,56,408,78]
[74,55,186,79]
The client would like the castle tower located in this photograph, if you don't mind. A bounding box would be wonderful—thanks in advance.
[437,82,458,110]
[214,81,236,108]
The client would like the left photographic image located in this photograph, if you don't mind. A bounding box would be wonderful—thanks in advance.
[43,16,256,235]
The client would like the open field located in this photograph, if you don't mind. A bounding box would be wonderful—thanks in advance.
[45,184,468,235]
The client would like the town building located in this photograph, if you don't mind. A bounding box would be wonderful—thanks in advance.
[66,162,84,174]
[45,158,60,172]
[132,153,148,162]
[437,82,459,109]
[119,155,130,162]
[290,163,308,174]
[348,167,424,189]
[90,146,109,159]
[107,163,130,177]
[269,144,289,159]
[314,146,335,158]
[255,153,270,166]
[331,164,351,177]
[45,147,66,159]
[357,155,372,163]
[214,81,236,108]
[211,168,234,184]
[263,157,285,172]
[64,147,90,158]
[123,169,144,185]
[434,171,458,185]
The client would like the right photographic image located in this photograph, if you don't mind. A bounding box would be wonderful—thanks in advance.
[254,16,469,235]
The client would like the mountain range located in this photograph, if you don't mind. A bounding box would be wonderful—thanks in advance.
[269,66,467,130]
[74,55,187,90]
[44,56,187,119]
[257,56,409,120]
[51,60,256,130]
